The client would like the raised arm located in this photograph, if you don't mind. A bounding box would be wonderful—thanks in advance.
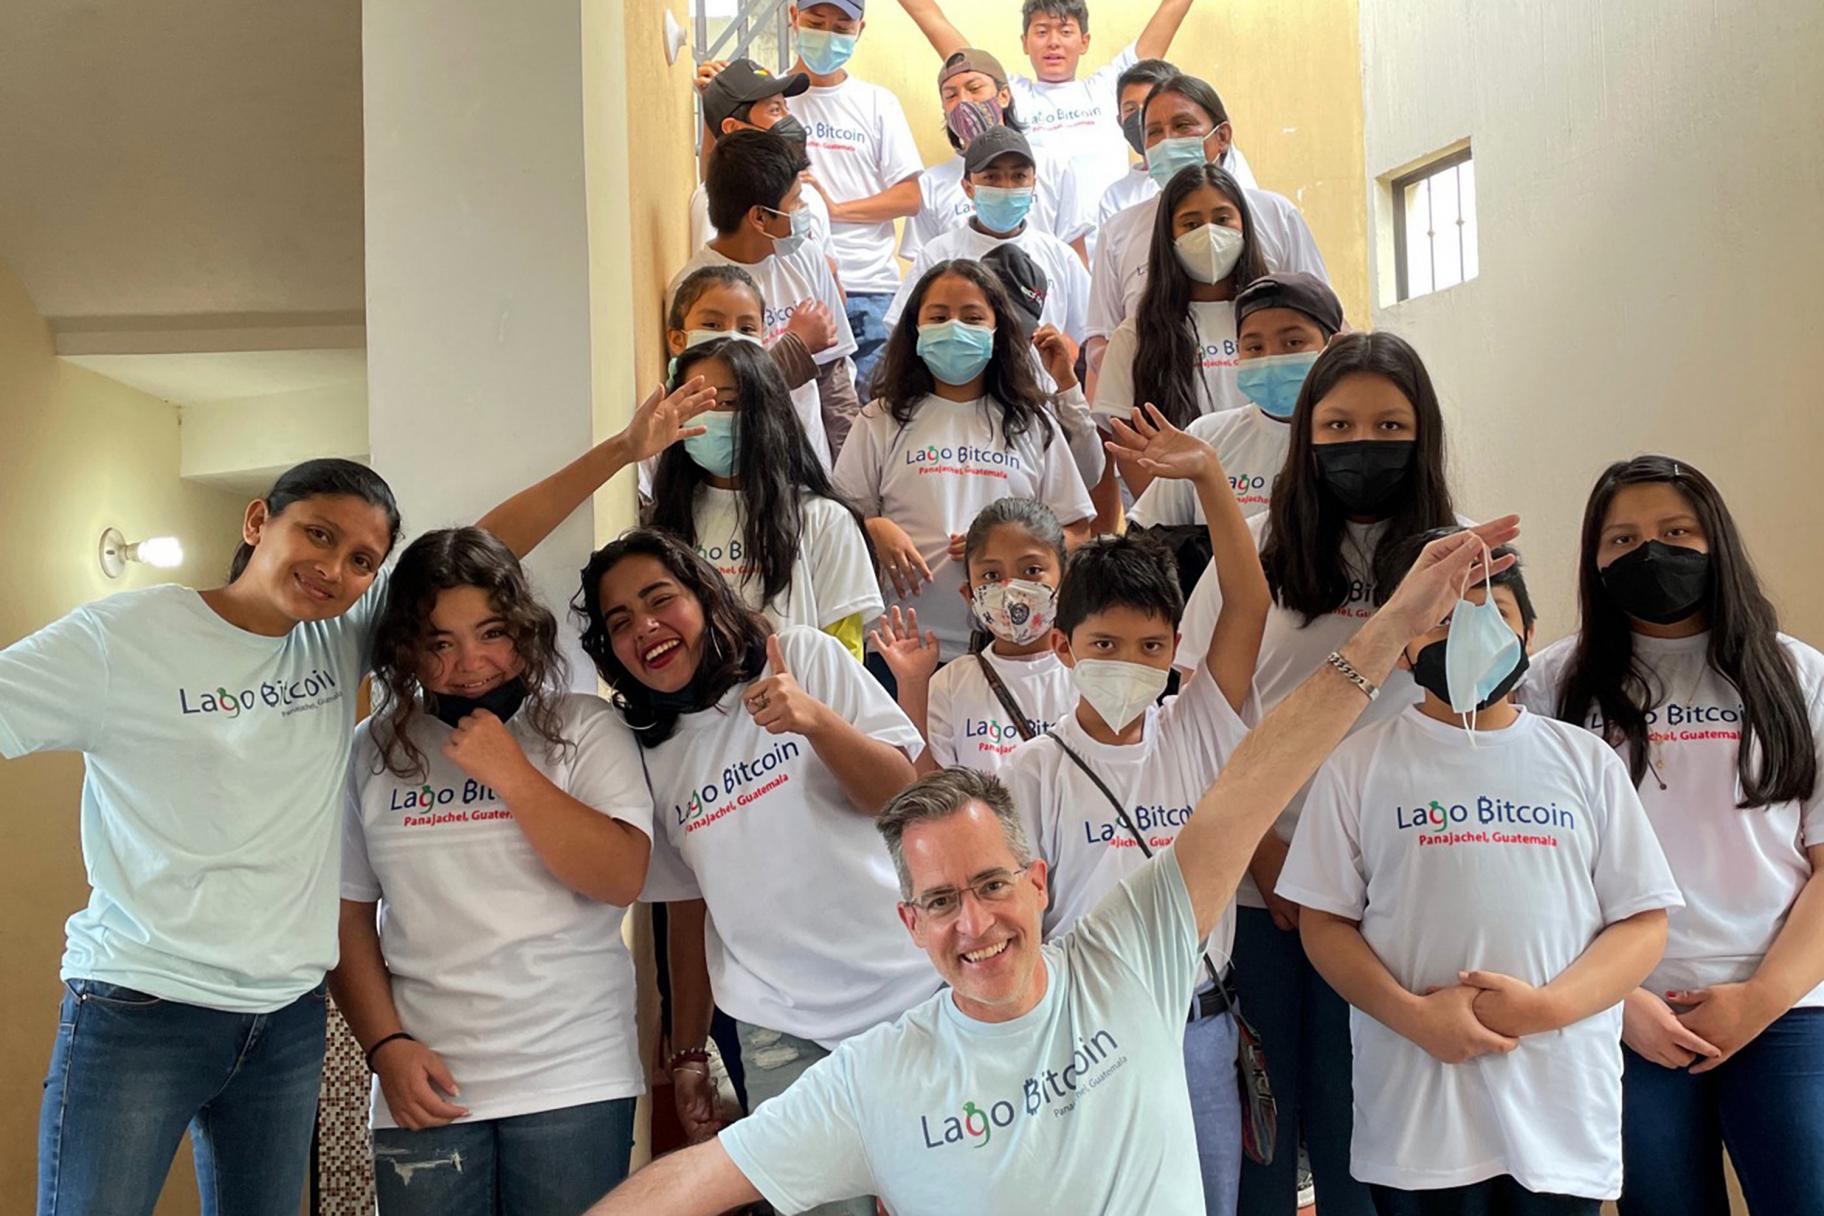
[897,0,970,57]
[1106,404,1268,711]
[1171,519,1520,939]
[1134,0,1195,60]
[585,1139,762,1216]
[475,377,714,558]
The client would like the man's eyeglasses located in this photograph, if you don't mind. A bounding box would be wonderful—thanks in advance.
[908,866,1030,921]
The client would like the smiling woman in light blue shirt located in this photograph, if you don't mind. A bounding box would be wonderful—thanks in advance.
[0,381,712,1216]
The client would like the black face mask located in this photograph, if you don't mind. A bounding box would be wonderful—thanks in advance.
[1600,540,1711,625]
[1409,637,1530,713]
[645,635,769,716]
[1314,440,1417,517]
[429,676,529,729]
[1120,109,1146,158]
[768,115,810,158]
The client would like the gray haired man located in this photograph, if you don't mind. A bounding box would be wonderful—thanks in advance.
[589,519,1523,1215]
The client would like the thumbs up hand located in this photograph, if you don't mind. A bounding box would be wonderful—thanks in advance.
[744,633,831,737]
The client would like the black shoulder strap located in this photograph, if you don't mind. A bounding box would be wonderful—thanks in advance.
[975,652,1040,743]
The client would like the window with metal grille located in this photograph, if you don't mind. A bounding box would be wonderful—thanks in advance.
[1391,148,1477,301]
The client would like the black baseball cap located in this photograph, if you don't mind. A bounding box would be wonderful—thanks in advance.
[1234,272,1346,337]
[962,125,1034,175]
[703,59,810,135]
[981,245,1048,339]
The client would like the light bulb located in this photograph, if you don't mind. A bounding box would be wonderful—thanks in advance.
[133,537,184,568]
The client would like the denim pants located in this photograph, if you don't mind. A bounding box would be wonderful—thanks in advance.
[844,292,894,399]
[371,1097,637,1216]
[1370,1177,1599,1216]
[1231,907,1375,1216]
[38,978,327,1216]
[736,1021,874,1216]
[1185,1006,1243,1216]
[1619,1006,1824,1215]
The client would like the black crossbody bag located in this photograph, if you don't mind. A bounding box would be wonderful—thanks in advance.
[976,652,1279,1166]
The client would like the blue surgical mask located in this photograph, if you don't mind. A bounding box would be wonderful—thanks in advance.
[1235,351,1319,420]
[1146,134,1210,189]
[1434,554,1529,736]
[798,28,857,75]
[763,205,814,258]
[666,330,762,384]
[683,411,739,477]
[916,320,996,385]
[971,185,1035,233]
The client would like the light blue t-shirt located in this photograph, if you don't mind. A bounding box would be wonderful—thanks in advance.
[0,581,385,1012]
[719,849,1208,1214]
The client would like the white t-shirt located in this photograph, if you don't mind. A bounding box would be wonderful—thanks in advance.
[1278,707,1683,1198]
[689,178,833,259]
[687,485,881,634]
[1001,664,1250,964]
[1175,513,1426,904]
[1130,407,1291,525]
[667,244,857,470]
[637,627,937,1045]
[1086,188,1330,340]
[886,222,1091,343]
[1055,147,1258,247]
[719,849,1209,1214]
[341,694,652,1127]
[1519,632,1824,1007]
[899,151,1070,262]
[1091,299,1250,423]
[789,78,925,295]
[0,581,386,1011]
[926,648,1075,772]
[834,395,1095,658]
[1008,45,1140,225]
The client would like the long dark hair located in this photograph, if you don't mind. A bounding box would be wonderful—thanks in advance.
[368,528,569,780]
[1555,456,1815,806]
[1132,163,1266,428]
[229,458,401,581]
[1259,332,1456,623]
[874,259,1055,447]
[575,528,770,748]
[648,338,869,605]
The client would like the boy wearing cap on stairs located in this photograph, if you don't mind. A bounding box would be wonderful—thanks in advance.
[690,59,833,258]
[903,48,1073,261]
[782,0,924,399]
[981,244,1103,492]
[886,127,1090,348]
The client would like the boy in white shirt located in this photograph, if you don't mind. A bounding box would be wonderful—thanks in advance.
[1001,405,1269,1216]
[899,0,1196,214]
[670,129,860,464]
[1279,529,1684,1215]
[689,60,833,258]
[887,126,1091,344]
[784,0,925,396]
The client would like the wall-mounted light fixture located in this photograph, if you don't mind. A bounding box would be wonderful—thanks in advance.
[99,527,184,579]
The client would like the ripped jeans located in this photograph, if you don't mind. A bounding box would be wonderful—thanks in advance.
[736,1022,876,1216]
[371,1098,636,1216]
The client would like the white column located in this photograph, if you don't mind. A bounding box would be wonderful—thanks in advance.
[365,0,631,679]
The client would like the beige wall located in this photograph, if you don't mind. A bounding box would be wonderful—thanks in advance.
[0,259,247,1213]
[844,0,1370,323]
[1359,0,1824,650]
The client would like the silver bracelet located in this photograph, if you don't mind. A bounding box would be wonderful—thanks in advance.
[1325,650,1380,702]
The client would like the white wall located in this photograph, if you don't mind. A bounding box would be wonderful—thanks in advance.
[1359,1,1824,644]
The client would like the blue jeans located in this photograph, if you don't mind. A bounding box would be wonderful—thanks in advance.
[1186,1006,1243,1216]
[38,978,327,1216]
[1231,907,1374,1216]
[1619,1006,1824,1216]
[372,1098,637,1216]
[736,1021,874,1216]
[845,292,894,399]
[1370,1177,1598,1215]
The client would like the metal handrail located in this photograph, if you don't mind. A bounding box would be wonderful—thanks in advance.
[698,0,796,70]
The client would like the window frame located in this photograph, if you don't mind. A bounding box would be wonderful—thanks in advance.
[1390,146,1475,302]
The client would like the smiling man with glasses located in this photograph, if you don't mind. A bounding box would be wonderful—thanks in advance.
[588,522,1523,1216]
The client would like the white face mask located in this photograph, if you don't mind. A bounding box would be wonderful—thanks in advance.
[971,579,1057,646]
[1071,658,1168,733]
[1173,222,1245,284]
